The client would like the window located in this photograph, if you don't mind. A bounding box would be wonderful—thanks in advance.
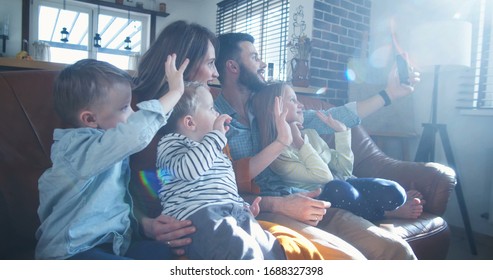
[31,0,149,70]
[458,0,493,110]
[216,0,289,81]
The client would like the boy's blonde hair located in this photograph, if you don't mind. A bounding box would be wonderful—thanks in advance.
[53,59,132,127]
[161,81,208,134]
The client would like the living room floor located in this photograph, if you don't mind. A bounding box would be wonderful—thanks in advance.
[446,226,493,259]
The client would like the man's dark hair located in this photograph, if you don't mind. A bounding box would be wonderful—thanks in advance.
[215,33,254,84]
[53,59,132,127]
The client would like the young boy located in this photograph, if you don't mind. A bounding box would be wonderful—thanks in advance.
[35,56,188,259]
[156,82,286,260]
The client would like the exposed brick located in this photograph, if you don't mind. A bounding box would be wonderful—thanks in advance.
[313,38,331,49]
[323,13,340,24]
[338,53,351,63]
[309,66,320,75]
[341,0,356,11]
[356,6,371,16]
[324,0,341,6]
[355,22,369,31]
[340,36,355,46]
[348,29,363,39]
[329,43,347,53]
[351,0,365,6]
[310,77,327,88]
[331,25,348,35]
[311,48,321,57]
[314,1,332,12]
[318,69,332,78]
[332,7,348,17]
[309,0,372,103]
[321,31,339,42]
[363,16,370,25]
[341,18,355,28]
[311,58,329,68]
[330,80,348,90]
[326,89,336,97]
[348,12,363,22]
[329,61,346,71]
[314,19,333,30]
[320,50,338,60]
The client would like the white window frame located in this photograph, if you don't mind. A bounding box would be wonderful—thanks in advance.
[30,0,150,68]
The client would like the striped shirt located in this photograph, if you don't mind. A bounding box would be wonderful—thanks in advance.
[156,131,244,220]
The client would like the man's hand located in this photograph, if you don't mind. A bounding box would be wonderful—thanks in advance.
[141,215,196,256]
[272,188,331,226]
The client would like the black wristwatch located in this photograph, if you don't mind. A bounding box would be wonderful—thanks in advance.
[379,90,392,106]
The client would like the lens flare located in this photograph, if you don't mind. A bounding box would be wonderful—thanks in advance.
[137,168,172,199]
[346,69,356,81]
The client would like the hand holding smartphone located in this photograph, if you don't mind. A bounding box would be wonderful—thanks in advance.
[396,54,410,85]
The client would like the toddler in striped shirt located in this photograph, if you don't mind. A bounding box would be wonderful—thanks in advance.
[156,81,286,260]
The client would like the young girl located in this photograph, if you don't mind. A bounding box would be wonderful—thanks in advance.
[250,82,423,221]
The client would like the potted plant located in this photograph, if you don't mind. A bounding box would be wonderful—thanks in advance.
[287,6,311,87]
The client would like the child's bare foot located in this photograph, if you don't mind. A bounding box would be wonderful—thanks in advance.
[407,189,426,205]
[385,197,424,219]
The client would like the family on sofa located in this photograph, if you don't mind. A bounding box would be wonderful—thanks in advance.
[0,20,456,260]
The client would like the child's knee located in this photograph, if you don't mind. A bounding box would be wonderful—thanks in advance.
[320,181,359,202]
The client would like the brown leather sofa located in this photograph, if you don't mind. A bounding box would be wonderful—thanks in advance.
[0,69,456,260]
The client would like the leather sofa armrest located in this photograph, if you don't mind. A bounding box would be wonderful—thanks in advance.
[350,125,456,216]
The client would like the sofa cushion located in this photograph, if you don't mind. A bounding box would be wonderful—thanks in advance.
[377,213,450,259]
[0,70,60,259]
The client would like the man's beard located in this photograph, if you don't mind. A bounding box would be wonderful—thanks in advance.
[238,63,266,92]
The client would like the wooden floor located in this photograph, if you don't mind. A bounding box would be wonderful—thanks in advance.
[446,226,493,260]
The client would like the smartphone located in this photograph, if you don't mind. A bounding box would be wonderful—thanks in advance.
[396,54,410,85]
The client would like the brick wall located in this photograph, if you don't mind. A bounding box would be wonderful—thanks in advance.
[311,0,371,105]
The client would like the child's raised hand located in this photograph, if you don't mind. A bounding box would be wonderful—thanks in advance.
[289,121,304,149]
[316,111,348,132]
[213,114,232,135]
[165,54,189,94]
[274,96,292,147]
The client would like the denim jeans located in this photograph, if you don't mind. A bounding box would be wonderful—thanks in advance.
[68,240,173,260]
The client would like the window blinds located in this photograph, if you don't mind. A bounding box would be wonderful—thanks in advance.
[457,0,493,109]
